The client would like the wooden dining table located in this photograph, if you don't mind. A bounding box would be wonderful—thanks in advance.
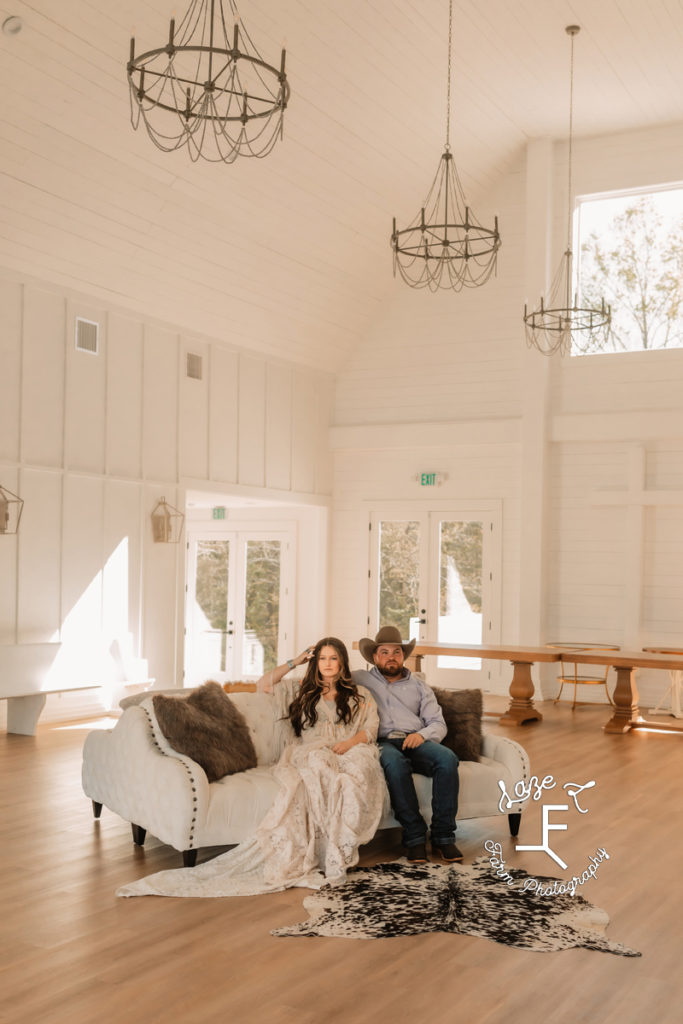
[403,640,683,734]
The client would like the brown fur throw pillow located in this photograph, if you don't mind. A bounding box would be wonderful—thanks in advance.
[431,687,483,762]
[152,681,257,782]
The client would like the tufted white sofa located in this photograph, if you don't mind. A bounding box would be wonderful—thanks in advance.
[81,689,530,866]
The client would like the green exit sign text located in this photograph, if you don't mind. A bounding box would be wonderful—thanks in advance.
[420,473,437,486]
[212,506,226,520]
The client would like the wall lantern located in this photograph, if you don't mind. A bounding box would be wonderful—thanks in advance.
[151,496,184,544]
[0,483,24,535]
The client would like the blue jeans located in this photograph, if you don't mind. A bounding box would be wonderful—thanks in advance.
[378,738,459,848]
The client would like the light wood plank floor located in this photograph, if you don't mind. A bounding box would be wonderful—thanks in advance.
[1,701,681,1024]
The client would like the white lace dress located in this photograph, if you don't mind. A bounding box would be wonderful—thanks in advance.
[117,681,384,898]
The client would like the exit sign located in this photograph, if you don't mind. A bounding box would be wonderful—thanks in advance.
[212,506,226,520]
[413,471,448,487]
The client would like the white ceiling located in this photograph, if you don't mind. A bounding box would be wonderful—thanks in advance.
[1,0,682,373]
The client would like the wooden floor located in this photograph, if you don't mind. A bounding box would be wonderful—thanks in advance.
[1,700,682,1024]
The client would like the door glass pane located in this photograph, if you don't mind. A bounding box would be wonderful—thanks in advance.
[195,540,230,674]
[438,521,483,668]
[243,539,281,677]
[378,520,421,640]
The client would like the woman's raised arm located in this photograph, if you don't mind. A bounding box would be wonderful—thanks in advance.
[256,648,313,693]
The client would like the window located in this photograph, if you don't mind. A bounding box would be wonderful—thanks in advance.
[576,184,683,356]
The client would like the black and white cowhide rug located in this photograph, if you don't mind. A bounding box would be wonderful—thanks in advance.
[272,858,640,957]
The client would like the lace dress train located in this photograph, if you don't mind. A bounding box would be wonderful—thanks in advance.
[117,684,384,898]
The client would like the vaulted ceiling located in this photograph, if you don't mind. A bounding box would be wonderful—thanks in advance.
[1,0,682,373]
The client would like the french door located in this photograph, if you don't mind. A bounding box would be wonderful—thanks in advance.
[184,528,294,686]
[368,504,501,687]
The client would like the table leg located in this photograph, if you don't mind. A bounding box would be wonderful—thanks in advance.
[406,653,422,674]
[6,693,47,735]
[671,670,683,719]
[604,666,643,734]
[499,661,543,726]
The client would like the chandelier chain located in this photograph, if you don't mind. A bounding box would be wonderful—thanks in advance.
[391,0,500,290]
[523,25,611,355]
[446,0,453,148]
[566,27,575,255]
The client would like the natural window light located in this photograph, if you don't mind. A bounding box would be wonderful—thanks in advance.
[575,184,683,356]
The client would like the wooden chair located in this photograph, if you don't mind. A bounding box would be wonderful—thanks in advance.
[545,642,620,710]
[643,647,683,719]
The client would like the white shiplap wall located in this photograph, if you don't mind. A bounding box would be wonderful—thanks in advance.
[334,157,525,427]
[543,122,683,705]
[551,122,683,418]
[329,152,526,695]
[329,442,521,697]
[546,443,629,644]
[0,269,332,726]
[330,121,683,714]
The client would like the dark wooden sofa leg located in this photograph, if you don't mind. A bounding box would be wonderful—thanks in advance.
[131,823,147,846]
[92,800,103,819]
[508,812,521,837]
[183,849,198,868]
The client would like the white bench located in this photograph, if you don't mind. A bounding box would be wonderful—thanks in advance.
[0,643,89,734]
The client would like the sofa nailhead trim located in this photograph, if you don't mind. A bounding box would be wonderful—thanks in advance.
[142,704,200,848]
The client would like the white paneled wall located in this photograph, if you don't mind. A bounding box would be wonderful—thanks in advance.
[542,123,683,703]
[22,288,65,468]
[179,339,210,481]
[292,373,319,495]
[208,347,239,484]
[0,279,21,463]
[5,119,683,727]
[330,122,683,714]
[142,324,179,483]
[238,356,267,488]
[266,364,293,492]
[106,315,144,479]
[334,157,525,428]
[0,271,332,726]
[545,441,683,705]
[551,122,683,419]
[643,507,683,634]
[16,469,62,644]
[330,154,527,694]
[65,301,107,473]
[329,442,521,695]
[546,443,630,643]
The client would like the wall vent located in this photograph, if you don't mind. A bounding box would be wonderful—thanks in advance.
[186,352,203,380]
[75,317,99,354]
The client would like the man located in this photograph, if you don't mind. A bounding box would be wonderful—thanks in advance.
[353,626,461,864]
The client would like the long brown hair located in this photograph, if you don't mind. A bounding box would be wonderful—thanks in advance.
[288,637,361,737]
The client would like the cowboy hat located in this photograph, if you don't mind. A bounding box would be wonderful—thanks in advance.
[358,626,416,663]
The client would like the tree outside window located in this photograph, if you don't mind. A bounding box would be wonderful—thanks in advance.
[577,188,683,355]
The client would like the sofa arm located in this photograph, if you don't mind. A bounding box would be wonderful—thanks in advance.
[480,732,530,837]
[82,705,211,853]
[481,732,529,779]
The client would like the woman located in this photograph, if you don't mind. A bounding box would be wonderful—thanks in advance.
[117,638,385,898]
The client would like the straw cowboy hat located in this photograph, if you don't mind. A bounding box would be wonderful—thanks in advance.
[358,626,416,663]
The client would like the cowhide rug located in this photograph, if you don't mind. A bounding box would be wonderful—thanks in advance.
[272,858,640,957]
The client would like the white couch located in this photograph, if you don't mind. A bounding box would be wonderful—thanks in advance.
[82,690,530,866]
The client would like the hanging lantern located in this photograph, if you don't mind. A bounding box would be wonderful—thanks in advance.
[151,496,184,544]
[0,483,24,535]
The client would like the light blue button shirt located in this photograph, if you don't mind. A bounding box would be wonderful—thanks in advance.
[352,666,447,743]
